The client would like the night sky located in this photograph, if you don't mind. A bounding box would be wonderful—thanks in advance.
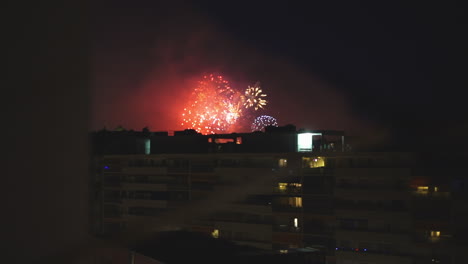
[92,0,466,148]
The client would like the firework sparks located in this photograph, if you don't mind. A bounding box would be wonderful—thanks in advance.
[251,115,278,132]
[181,75,272,134]
[242,82,267,111]
[181,74,242,134]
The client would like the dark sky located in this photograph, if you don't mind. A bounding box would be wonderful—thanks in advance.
[92,0,466,147]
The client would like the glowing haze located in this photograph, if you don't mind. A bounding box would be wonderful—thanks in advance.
[91,2,378,137]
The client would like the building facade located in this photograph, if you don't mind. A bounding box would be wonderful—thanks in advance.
[90,128,468,264]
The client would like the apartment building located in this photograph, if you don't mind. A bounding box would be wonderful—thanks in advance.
[90,127,468,264]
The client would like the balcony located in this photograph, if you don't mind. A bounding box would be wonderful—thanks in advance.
[303,226,333,236]
[334,202,408,212]
[274,224,301,233]
[334,248,413,260]
[167,184,189,191]
[273,205,303,213]
[121,199,167,208]
[335,226,410,236]
[213,216,272,226]
[413,233,452,246]
[273,187,302,195]
[412,191,450,199]
[121,183,167,191]
[302,168,331,176]
[167,167,189,173]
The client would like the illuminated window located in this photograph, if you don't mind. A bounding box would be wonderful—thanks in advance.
[278,183,287,191]
[208,138,213,143]
[144,139,151,155]
[434,186,439,192]
[288,197,302,207]
[302,157,325,168]
[429,230,441,242]
[297,133,313,152]
[236,137,242,144]
[279,249,288,254]
[290,183,302,188]
[279,159,288,168]
[293,217,299,228]
[416,186,429,194]
[211,229,219,239]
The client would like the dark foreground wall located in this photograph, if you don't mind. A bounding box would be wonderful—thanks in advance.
[5,3,89,263]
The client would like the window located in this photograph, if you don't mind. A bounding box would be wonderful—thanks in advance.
[434,186,439,192]
[288,197,302,207]
[279,158,288,168]
[416,186,429,195]
[297,133,321,152]
[144,139,151,155]
[211,229,219,239]
[236,137,242,144]
[302,157,325,168]
[293,217,299,228]
[278,183,287,191]
[430,230,441,237]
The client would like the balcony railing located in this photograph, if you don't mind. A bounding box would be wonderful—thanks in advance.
[334,203,408,212]
[214,218,272,226]
[272,205,303,212]
[274,225,301,233]
[335,183,408,191]
[335,226,410,235]
[273,187,302,195]
[303,227,333,235]
[411,191,450,198]
[334,247,412,258]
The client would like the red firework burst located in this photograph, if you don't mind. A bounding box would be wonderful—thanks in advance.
[181,74,242,134]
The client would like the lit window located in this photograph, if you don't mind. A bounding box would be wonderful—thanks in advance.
[302,157,325,168]
[144,139,151,155]
[278,183,287,191]
[297,133,313,152]
[290,183,302,188]
[416,186,429,195]
[288,197,302,207]
[279,159,288,168]
[293,217,299,228]
[279,249,288,254]
[236,137,242,144]
[211,229,219,239]
[429,230,441,242]
[208,138,213,143]
[434,186,438,192]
